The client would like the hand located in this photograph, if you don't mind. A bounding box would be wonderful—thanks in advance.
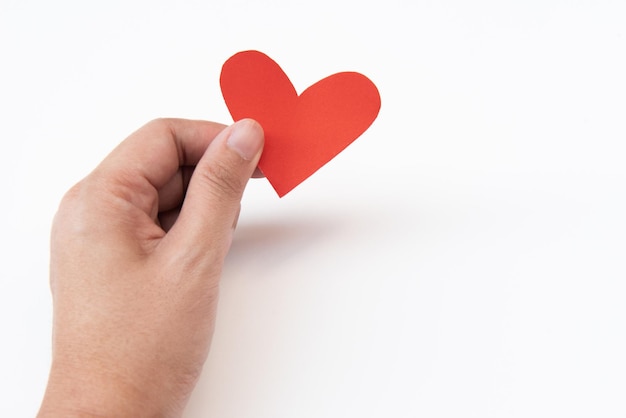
[37,118,264,417]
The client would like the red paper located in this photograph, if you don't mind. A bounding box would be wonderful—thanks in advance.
[220,50,381,197]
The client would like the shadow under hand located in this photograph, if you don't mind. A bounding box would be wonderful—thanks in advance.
[225,216,340,278]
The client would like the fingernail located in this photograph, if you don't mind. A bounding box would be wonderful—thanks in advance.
[226,119,263,160]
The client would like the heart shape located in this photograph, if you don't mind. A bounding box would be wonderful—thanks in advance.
[220,50,381,197]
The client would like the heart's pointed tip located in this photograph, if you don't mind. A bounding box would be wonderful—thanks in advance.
[272,183,294,198]
[263,175,296,198]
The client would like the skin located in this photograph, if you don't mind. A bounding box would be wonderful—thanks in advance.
[37,118,264,417]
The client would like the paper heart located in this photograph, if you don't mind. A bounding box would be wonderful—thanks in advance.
[220,50,381,197]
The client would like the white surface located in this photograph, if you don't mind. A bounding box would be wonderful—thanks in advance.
[2,1,626,416]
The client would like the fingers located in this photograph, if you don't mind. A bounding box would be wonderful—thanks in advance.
[92,119,227,216]
[158,163,263,215]
[102,118,227,186]
[158,208,180,232]
[162,119,264,258]
[157,166,195,213]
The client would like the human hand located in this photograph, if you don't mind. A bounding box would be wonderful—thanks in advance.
[37,118,264,417]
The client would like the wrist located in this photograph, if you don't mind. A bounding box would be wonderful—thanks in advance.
[38,361,167,418]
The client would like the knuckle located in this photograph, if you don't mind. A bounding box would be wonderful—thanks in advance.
[53,180,90,238]
[141,118,176,138]
[145,117,171,131]
[54,175,109,235]
[60,180,84,203]
[56,180,88,218]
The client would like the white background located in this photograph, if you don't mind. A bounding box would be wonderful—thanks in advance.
[1,1,625,416]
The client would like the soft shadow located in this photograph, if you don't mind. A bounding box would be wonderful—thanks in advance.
[225,216,341,277]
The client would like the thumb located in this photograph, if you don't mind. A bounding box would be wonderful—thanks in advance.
[165,118,264,257]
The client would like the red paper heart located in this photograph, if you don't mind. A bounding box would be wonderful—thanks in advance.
[220,50,381,197]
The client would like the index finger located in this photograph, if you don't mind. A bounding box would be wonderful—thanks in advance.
[88,118,227,219]
[98,118,227,189]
